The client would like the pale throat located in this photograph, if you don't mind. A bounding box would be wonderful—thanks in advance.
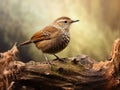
[51,24,70,33]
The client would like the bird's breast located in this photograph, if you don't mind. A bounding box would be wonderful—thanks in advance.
[44,32,70,54]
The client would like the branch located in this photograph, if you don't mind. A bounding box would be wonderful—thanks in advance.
[0,39,120,90]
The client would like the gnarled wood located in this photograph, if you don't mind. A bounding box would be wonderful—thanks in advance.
[0,39,120,90]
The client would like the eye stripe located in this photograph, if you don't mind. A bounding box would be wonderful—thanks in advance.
[57,19,68,23]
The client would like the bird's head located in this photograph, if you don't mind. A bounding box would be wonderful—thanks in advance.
[52,16,79,32]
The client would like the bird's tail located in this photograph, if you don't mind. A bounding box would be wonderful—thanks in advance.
[18,40,32,47]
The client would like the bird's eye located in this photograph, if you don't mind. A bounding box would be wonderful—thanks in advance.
[64,21,67,23]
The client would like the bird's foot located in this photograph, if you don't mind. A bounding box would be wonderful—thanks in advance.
[46,60,52,65]
[54,57,65,62]
[53,54,66,62]
[58,58,66,62]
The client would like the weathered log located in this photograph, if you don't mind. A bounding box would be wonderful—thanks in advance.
[0,39,120,90]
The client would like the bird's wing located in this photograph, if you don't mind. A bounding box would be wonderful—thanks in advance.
[31,26,61,43]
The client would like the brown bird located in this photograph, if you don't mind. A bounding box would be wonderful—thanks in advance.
[18,16,79,63]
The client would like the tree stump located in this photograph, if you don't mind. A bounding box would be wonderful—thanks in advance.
[0,39,120,90]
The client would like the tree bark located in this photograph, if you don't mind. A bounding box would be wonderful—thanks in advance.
[0,39,120,90]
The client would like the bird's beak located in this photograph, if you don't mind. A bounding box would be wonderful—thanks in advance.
[71,20,79,23]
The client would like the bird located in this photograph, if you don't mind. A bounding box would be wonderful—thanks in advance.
[18,16,79,64]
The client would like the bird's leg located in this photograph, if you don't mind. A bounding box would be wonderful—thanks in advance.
[53,54,64,62]
[53,54,60,59]
[43,53,52,65]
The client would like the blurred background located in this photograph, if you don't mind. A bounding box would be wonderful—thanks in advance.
[0,0,120,62]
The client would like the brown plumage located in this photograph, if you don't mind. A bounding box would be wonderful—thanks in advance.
[19,16,79,61]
